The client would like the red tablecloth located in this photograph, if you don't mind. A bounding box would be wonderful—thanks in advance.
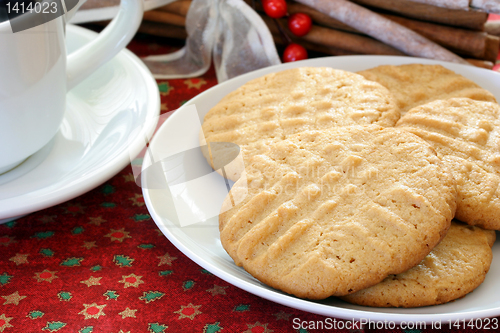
[1,27,499,333]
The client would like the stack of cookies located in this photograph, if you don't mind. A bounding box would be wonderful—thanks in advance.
[200,64,498,307]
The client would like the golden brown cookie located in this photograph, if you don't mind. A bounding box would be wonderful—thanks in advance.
[341,221,496,307]
[358,64,496,115]
[397,98,500,230]
[219,125,456,299]
[201,67,400,181]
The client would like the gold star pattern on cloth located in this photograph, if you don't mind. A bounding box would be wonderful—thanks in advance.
[79,303,106,320]
[118,308,137,319]
[129,194,145,207]
[244,322,273,333]
[119,274,144,288]
[122,173,135,182]
[0,236,16,247]
[9,253,29,265]
[183,78,207,89]
[88,216,107,226]
[0,314,13,332]
[273,311,292,321]
[61,202,86,216]
[80,276,102,287]
[174,304,202,320]
[82,241,97,250]
[105,228,132,242]
[2,291,26,305]
[157,253,177,266]
[206,285,227,296]
[33,270,58,283]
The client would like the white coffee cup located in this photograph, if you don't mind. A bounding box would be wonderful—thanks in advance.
[0,0,144,174]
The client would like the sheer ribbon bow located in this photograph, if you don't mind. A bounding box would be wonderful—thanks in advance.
[143,0,281,82]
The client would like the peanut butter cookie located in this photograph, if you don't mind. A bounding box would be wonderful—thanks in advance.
[201,67,400,181]
[397,98,500,230]
[219,125,456,299]
[359,64,496,115]
[341,221,496,307]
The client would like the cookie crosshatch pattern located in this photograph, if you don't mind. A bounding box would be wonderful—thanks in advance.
[201,67,400,182]
[219,126,456,300]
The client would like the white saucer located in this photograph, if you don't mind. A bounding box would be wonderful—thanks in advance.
[0,138,55,187]
[0,24,160,223]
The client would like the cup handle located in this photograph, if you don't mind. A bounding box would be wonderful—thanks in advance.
[66,0,144,90]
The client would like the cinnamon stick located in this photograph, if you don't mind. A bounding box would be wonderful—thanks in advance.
[287,2,360,34]
[350,0,488,30]
[274,31,494,69]
[295,0,468,64]
[142,10,186,27]
[137,21,188,40]
[290,1,495,62]
[382,13,490,59]
[271,32,356,56]
[302,24,405,56]
[157,0,192,17]
[406,0,470,10]
[288,0,492,60]
[484,35,500,62]
[263,16,405,56]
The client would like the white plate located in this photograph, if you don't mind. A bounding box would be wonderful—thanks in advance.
[0,24,160,222]
[143,56,500,324]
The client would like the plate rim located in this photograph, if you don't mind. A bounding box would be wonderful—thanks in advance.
[143,55,500,324]
[0,24,160,220]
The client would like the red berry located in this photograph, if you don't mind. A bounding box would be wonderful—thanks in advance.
[288,13,312,37]
[283,43,308,62]
[262,0,287,19]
